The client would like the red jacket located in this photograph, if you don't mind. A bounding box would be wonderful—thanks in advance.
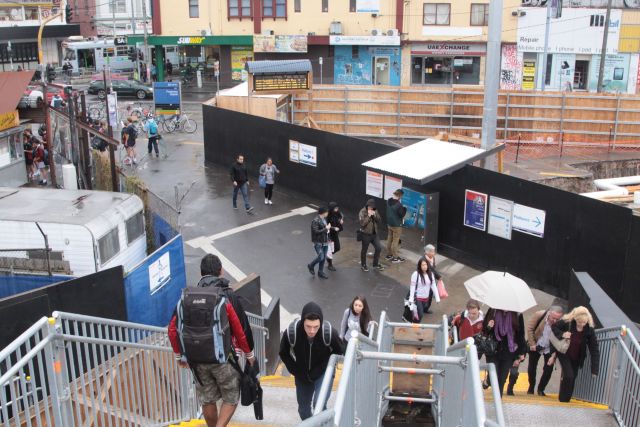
[168,302,254,359]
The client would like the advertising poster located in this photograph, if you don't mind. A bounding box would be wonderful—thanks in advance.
[401,188,427,229]
[463,190,488,231]
[488,196,514,240]
[254,35,307,53]
[231,46,252,82]
[384,175,403,199]
[513,203,546,238]
[522,60,536,90]
[107,92,118,127]
[588,54,631,93]
[366,170,383,198]
[149,252,171,294]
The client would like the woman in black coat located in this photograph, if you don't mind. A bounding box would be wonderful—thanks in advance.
[326,202,343,271]
[483,308,527,396]
[550,306,600,402]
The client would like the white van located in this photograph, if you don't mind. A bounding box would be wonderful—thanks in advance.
[0,187,146,277]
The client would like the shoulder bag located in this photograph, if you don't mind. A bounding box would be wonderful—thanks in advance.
[549,332,570,354]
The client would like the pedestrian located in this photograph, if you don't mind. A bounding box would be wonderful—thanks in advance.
[121,117,138,165]
[259,157,280,205]
[50,93,65,108]
[423,244,443,313]
[526,305,565,396]
[307,206,331,280]
[482,308,527,396]
[33,138,48,186]
[151,63,157,82]
[47,63,56,84]
[385,189,406,263]
[23,130,35,181]
[279,302,345,420]
[140,63,147,83]
[167,255,256,427]
[407,257,440,323]
[166,59,173,76]
[325,202,343,272]
[144,114,160,158]
[358,199,384,272]
[339,295,374,341]
[551,306,599,403]
[230,154,253,213]
[451,299,484,341]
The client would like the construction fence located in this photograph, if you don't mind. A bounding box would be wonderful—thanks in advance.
[292,86,640,161]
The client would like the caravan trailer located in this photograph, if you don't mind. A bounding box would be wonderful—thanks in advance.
[0,187,146,277]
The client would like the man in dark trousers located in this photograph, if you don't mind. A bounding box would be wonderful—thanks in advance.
[385,189,406,263]
[230,154,254,213]
[358,198,385,272]
[279,302,345,420]
[307,206,331,279]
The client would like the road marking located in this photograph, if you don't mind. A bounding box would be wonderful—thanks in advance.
[197,242,298,329]
[186,206,316,247]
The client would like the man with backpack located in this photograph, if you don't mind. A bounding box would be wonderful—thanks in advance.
[144,115,160,158]
[121,117,138,165]
[168,254,255,427]
[279,302,345,420]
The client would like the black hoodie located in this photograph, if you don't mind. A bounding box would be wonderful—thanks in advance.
[279,302,345,383]
[197,275,255,351]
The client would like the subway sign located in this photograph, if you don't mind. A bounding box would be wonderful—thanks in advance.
[177,37,206,45]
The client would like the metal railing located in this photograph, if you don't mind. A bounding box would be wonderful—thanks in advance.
[246,312,269,377]
[573,325,640,427]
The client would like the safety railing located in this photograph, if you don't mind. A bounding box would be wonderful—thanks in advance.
[573,325,640,427]
[246,312,269,377]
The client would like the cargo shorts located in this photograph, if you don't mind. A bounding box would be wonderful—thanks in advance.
[193,362,240,406]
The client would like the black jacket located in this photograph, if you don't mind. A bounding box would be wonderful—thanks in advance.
[197,275,255,351]
[483,309,527,360]
[279,302,345,383]
[552,319,600,375]
[327,202,343,242]
[310,215,329,244]
[230,161,249,184]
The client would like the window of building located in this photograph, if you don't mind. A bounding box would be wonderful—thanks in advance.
[411,55,481,85]
[263,0,286,18]
[229,0,251,18]
[125,211,144,245]
[352,45,359,59]
[590,14,605,27]
[322,0,328,12]
[423,3,450,26]
[98,228,120,265]
[24,7,39,20]
[189,0,199,18]
[109,0,126,14]
[350,0,356,12]
[102,47,115,57]
[470,4,489,26]
[294,0,301,12]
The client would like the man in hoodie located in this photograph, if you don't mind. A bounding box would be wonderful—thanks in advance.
[307,206,331,279]
[358,199,385,272]
[230,154,254,213]
[385,189,406,263]
[279,302,345,420]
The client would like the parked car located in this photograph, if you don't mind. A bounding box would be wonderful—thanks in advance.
[18,86,68,109]
[88,79,153,100]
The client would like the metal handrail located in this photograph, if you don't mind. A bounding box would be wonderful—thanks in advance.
[312,354,344,416]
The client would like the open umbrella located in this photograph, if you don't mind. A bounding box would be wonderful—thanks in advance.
[464,271,536,313]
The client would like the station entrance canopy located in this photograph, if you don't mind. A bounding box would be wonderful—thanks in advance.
[362,138,503,184]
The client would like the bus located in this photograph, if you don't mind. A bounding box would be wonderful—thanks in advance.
[62,38,136,72]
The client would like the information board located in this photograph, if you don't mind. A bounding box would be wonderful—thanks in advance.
[253,73,309,91]
[384,175,403,199]
[488,196,514,240]
[513,203,546,238]
[463,189,488,231]
[153,81,181,115]
[366,170,383,198]
[289,140,317,167]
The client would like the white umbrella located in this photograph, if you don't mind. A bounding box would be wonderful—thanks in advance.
[464,271,536,313]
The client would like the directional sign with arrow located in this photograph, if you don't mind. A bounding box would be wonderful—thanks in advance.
[512,203,546,238]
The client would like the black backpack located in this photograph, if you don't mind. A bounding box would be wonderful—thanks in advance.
[286,318,332,360]
[176,286,233,364]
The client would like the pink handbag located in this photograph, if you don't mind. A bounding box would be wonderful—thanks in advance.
[437,280,448,299]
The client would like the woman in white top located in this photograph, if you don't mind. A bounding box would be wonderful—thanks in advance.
[340,295,373,341]
[409,257,440,322]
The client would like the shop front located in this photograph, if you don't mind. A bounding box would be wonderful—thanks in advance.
[330,35,401,86]
[410,42,486,86]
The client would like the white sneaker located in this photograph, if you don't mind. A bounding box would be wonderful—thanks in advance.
[268,200,273,205]
[264,198,268,204]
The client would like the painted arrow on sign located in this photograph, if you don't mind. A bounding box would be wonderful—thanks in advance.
[533,216,541,227]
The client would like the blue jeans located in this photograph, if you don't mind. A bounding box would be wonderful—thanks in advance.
[295,373,332,420]
[309,243,328,274]
[232,182,250,209]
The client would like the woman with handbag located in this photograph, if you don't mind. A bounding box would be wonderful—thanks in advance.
[423,244,447,309]
[549,306,599,403]
[407,257,440,323]
[259,158,280,205]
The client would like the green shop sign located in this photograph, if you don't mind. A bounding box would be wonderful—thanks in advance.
[126,35,253,46]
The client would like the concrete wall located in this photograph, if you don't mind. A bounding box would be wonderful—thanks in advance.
[0,161,27,188]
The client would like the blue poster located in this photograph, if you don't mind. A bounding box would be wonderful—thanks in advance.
[401,188,427,229]
[464,189,488,231]
[153,81,181,115]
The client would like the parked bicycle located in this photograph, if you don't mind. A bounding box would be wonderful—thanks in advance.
[165,113,197,133]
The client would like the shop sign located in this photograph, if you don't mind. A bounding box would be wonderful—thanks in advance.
[254,35,308,53]
[517,8,621,54]
[521,0,640,9]
[411,42,486,56]
[253,73,309,91]
[522,60,536,90]
[177,37,206,45]
[0,111,19,132]
[330,35,400,46]
[356,0,380,13]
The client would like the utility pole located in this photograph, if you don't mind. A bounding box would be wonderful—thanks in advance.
[112,0,117,36]
[480,0,503,171]
[141,0,150,81]
[103,69,119,192]
[541,0,552,91]
[597,0,614,93]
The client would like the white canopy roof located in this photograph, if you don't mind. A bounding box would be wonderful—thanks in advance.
[362,138,500,184]
[217,82,282,99]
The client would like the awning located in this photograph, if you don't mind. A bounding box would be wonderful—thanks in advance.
[0,70,35,115]
[362,138,503,184]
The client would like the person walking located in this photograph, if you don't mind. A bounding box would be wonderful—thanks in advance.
[385,189,406,263]
[526,305,565,396]
[483,308,527,396]
[451,299,484,341]
[259,157,280,205]
[167,256,256,427]
[325,202,343,272]
[423,244,444,313]
[144,114,160,158]
[166,59,173,76]
[407,257,440,322]
[339,295,374,341]
[33,138,48,186]
[230,154,253,213]
[307,206,331,279]
[23,130,36,181]
[358,199,384,272]
[279,302,345,420]
[551,306,599,403]
[121,117,138,165]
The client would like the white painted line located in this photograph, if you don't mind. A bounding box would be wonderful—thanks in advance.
[198,242,297,330]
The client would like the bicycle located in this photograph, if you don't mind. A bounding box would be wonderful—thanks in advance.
[165,113,197,133]
[88,103,105,121]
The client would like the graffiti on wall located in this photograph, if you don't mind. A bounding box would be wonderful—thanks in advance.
[522,0,640,8]
[500,45,523,90]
